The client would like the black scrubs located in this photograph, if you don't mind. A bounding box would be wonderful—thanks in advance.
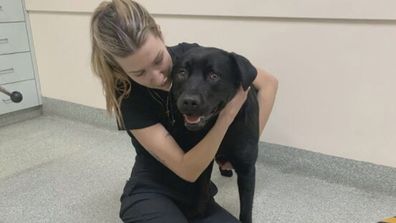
[117,43,240,223]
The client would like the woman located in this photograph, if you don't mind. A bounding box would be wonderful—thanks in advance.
[90,0,278,222]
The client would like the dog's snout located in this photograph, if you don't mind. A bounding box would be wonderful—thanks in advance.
[181,95,201,111]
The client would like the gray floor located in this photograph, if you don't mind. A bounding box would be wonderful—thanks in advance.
[0,114,395,223]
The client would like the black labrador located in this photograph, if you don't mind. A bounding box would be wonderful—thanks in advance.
[170,46,259,223]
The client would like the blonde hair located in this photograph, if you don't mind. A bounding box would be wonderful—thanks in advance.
[90,0,162,128]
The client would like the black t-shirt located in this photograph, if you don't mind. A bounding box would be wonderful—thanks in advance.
[118,42,213,207]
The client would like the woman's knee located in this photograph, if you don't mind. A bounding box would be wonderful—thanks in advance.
[119,192,188,223]
[191,201,240,223]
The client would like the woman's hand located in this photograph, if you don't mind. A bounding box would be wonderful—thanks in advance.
[218,86,250,125]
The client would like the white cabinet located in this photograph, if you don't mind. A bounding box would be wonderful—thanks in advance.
[0,0,41,116]
[0,0,25,22]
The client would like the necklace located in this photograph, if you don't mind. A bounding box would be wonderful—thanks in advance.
[147,88,175,127]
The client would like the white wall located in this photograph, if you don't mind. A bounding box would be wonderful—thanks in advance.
[24,0,396,168]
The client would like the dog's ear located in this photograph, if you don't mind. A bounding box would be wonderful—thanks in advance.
[230,52,257,90]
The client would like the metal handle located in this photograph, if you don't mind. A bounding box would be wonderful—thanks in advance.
[0,86,23,103]
[0,68,15,75]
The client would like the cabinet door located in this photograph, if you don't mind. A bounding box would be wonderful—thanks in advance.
[0,23,30,54]
[0,0,24,22]
[0,80,40,115]
[0,53,35,84]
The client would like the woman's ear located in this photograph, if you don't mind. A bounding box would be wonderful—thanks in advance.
[230,52,257,90]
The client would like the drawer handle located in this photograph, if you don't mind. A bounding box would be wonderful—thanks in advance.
[0,38,9,44]
[0,86,23,103]
[0,68,15,75]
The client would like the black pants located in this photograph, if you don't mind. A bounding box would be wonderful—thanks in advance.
[119,192,240,223]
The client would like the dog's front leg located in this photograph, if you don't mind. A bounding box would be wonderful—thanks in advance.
[236,165,256,223]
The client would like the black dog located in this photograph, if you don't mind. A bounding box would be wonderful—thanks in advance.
[170,46,259,223]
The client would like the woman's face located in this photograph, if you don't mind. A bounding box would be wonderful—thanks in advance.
[114,34,173,91]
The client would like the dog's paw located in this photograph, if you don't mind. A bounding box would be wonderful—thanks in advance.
[219,166,233,177]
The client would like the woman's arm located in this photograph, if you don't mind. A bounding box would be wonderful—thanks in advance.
[131,87,249,183]
[218,67,279,172]
[252,67,278,136]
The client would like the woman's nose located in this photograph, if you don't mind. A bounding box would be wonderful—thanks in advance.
[149,69,166,81]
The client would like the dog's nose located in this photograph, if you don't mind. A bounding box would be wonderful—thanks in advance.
[181,95,201,110]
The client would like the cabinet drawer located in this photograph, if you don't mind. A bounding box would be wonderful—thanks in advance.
[0,80,39,115]
[0,52,34,84]
[0,23,30,54]
[0,0,24,22]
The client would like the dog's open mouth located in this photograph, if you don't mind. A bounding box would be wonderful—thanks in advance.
[182,105,221,130]
[182,114,210,131]
[183,115,202,124]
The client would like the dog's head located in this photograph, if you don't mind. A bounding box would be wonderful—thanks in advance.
[171,46,256,131]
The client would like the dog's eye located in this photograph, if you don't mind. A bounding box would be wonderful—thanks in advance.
[208,72,219,81]
[177,69,188,79]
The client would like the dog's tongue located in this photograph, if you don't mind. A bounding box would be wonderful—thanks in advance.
[184,115,201,124]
